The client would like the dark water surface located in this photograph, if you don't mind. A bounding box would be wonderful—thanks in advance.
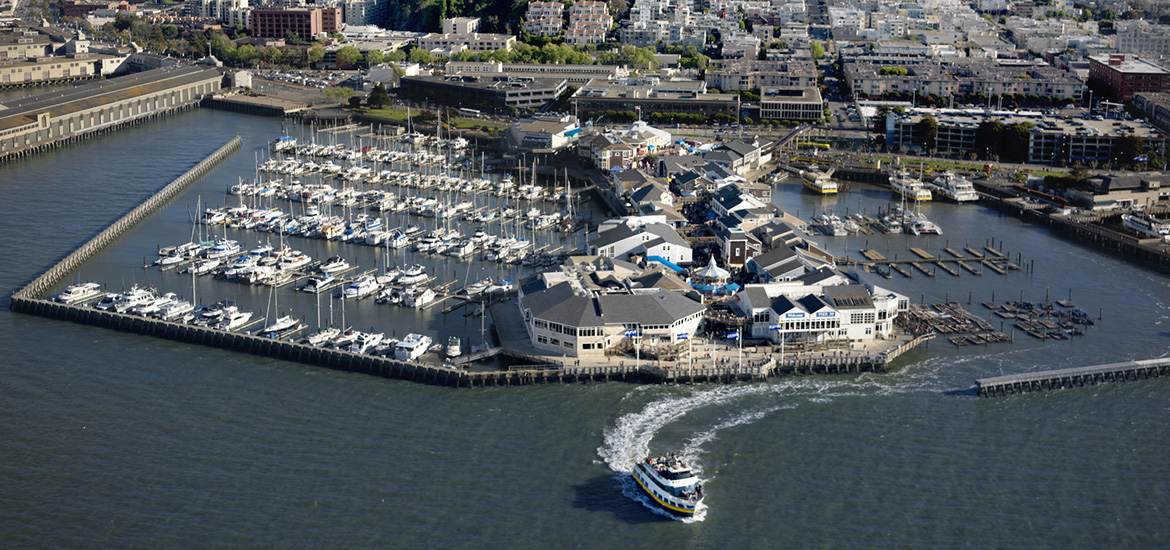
[2,109,1168,548]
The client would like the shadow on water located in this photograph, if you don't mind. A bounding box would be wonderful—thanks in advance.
[943,386,979,397]
[571,475,668,525]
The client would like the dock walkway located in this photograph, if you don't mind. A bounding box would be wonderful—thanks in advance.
[975,357,1170,396]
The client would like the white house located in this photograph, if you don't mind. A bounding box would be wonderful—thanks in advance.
[588,221,692,266]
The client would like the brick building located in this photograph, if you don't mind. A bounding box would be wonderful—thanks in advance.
[1087,54,1170,102]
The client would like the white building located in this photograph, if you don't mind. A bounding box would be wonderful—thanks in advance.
[588,220,693,266]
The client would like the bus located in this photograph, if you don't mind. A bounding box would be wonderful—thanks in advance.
[458,108,482,118]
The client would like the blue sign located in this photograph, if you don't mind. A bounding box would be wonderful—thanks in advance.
[726,331,740,340]
[676,333,689,340]
[769,324,782,331]
[1135,154,1148,162]
[785,312,805,318]
[624,329,638,337]
[816,311,835,317]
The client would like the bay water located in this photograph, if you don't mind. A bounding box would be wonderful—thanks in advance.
[1,109,1168,548]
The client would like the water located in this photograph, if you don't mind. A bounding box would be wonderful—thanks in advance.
[2,110,1169,548]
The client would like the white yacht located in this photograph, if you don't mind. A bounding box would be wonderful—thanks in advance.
[261,315,299,334]
[403,287,437,308]
[342,275,380,300]
[889,170,932,202]
[319,255,350,274]
[928,171,978,202]
[351,332,384,354]
[446,336,461,358]
[204,238,242,259]
[394,333,433,361]
[55,282,103,304]
[398,264,427,285]
[110,285,157,313]
[302,327,340,347]
[301,274,335,293]
[1122,211,1170,241]
[215,306,253,331]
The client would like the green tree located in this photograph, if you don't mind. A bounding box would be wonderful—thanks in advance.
[234,44,256,65]
[324,86,356,103]
[336,46,362,68]
[308,44,325,65]
[811,41,825,59]
[915,114,938,150]
[368,83,392,107]
[879,66,908,76]
[409,47,433,65]
[366,50,385,67]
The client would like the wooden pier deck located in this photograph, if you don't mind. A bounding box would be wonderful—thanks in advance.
[975,357,1170,397]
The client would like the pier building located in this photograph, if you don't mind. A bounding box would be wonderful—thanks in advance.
[517,259,706,357]
[0,65,222,162]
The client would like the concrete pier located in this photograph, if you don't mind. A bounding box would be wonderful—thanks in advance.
[975,357,1170,397]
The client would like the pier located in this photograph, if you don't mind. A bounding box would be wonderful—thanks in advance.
[975,358,1170,397]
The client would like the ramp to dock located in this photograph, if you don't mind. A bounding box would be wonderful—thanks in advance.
[975,357,1170,396]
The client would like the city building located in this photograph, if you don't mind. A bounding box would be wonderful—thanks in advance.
[342,0,384,26]
[1134,92,1170,133]
[397,75,566,114]
[0,28,54,60]
[759,86,823,121]
[250,7,342,40]
[1087,54,1170,102]
[186,0,249,27]
[524,1,564,36]
[881,109,1166,166]
[705,58,818,91]
[442,16,479,34]
[572,80,740,121]
[1116,20,1170,54]
[507,114,581,151]
[444,61,628,84]
[0,65,222,161]
[587,220,692,265]
[417,31,515,55]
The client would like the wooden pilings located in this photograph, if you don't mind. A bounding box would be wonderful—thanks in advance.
[10,136,242,303]
[975,357,1170,397]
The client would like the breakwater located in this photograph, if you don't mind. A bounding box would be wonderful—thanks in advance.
[10,136,242,301]
[976,357,1170,397]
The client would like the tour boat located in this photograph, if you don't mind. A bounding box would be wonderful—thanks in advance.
[631,454,705,518]
[800,167,838,194]
[55,282,103,304]
[888,170,932,202]
[394,333,433,361]
[928,171,978,202]
[446,336,461,358]
[1122,211,1170,241]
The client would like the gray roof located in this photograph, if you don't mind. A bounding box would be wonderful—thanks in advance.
[589,223,639,248]
[823,284,875,309]
[523,281,605,326]
[750,246,797,270]
[596,290,706,325]
[796,266,841,285]
[744,287,771,310]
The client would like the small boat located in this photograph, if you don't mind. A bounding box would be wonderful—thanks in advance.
[403,287,437,308]
[110,285,156,313]
[215,306,253,331]
[394,333,433,361]
[302,327,341,346]
[352,331,384,354]
[55,282,103,304]
[301,274,335,293]
[398,264,427,285]
[464,277,493,295]
[446,336,461,358]
[204,237,242,259]
[190,258,221,275]
[261,315,298,334]
[319,255,350,274]
[632,454,704,518]
[909,219,943,236]
[341,274,379,300]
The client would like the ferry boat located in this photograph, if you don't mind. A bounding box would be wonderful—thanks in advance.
[800,167,838,194]
[888,171,932,202]
[1122,211,1170,241]
[394,333,433,361]
[631,454,704,518]
[928,171,978,202]
[55,282,103,304]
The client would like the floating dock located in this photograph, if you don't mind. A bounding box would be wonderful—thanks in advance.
[975,358,1170,397]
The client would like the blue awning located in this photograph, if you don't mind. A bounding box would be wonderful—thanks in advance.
[647,256,683,273]
[565,128,582,137]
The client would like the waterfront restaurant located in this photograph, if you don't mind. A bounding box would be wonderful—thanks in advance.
[517,264,707,357]
[731,268,908,344]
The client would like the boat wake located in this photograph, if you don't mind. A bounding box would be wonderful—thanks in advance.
[597,350,1021,521]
